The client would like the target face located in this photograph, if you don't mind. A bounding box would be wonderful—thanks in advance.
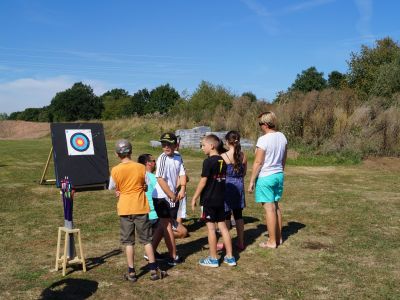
[65,129,95,156]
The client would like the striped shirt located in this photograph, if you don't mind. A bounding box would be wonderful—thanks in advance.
[152,152,186,206]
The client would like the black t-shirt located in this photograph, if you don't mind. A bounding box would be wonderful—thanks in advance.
[200,155,227,208]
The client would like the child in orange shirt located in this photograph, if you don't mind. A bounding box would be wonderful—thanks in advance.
[109,139,166,282]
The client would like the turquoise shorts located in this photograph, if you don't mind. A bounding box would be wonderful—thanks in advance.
[255,172,284,203]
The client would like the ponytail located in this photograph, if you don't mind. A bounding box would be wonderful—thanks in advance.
[225,131,242,173]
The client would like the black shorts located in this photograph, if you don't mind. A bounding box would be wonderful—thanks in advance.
[201,206,225,223]
[153,197,179,219]
[225,208,243,220]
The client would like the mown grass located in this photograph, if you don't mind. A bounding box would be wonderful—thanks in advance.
[0,136,399,299]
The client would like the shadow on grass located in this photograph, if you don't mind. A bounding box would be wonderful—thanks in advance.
[85,248,122,271]
[184,217,205,233]
[282,221,306,242]
[238,220,305,247]
[40,278,98,300]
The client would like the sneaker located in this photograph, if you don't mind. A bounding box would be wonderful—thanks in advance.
[223,256,237,266]
[199,256,219,268]
[124,272,138,282]
[150,268,168,281]
[144,251,165,261]
[167,255,182,266]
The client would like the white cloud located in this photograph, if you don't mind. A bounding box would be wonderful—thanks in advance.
[0,76,109,114]
[354,0,373,36]
[240,0,279,35]
[284,0,335,13]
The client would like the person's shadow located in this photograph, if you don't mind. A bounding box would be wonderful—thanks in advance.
[84,248,122,271]
[237,220,305,247]
[40,278,98,300]
[282,221,305,242]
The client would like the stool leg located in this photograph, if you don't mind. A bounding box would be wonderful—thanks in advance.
[77,231,86,272]
[62,231,68,276]
[55,228,62,271]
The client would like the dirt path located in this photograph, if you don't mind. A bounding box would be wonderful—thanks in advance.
[0,120,50,139]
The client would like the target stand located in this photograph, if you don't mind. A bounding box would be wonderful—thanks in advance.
[39,147,56,185]
[55,227,86,276]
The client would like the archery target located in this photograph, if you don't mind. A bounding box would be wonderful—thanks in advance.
[65,129,95,156]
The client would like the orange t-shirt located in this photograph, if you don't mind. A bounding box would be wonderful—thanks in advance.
[111,161,150,215]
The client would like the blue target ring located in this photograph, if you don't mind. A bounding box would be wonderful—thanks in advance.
[70,133,90,152]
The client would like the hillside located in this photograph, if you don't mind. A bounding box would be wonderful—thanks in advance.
[0,120,50,139]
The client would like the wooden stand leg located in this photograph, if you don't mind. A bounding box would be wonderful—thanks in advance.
[62,231,68,276]
[77,230,86,272]
[55,227,62,271]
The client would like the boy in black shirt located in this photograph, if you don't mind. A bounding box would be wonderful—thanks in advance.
[191,134,236,267]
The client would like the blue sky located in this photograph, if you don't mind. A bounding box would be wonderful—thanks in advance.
[0,0,399,114]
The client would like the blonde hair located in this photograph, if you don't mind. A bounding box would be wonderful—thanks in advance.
[258,111,277,128]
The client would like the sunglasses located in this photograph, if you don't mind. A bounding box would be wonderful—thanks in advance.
[258,122,265,126]
[161,142,173,148]
[148,160,156,163]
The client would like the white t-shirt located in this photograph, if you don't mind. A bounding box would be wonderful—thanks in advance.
[152,152,186,204]
[256,132,287,177]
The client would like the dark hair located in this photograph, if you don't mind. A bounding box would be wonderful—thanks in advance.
[225,130,242,173]
[137,153,152,165]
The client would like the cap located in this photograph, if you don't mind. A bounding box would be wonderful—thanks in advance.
[115,139,132,154]
[159,132,177,144]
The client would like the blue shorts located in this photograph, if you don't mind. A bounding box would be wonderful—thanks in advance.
[255,172,284,203]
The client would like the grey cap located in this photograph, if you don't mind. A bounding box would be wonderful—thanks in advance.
[115,139,132,154]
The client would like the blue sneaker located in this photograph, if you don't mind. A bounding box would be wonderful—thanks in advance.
[223,256,237,266]
[199,256,219,268]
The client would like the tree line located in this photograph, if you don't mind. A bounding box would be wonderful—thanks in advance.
[3,37,400,157]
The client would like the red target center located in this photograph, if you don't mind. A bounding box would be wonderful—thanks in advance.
[76,138,84,146]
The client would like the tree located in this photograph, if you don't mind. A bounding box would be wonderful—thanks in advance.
[144,84,180,114]
[241,92,257,102]
[371,52,400,98]
[0,113,8,120]
[49,82,103,121]
[17,108,41,121]
[290,66,327,92]
[131,88,149,116]
[101,88,131,120]
[328,71,347,89]
[347,37,400,99]
[186,81,234,122]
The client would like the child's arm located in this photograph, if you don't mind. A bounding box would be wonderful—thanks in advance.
[191,177,207,211]
[248,147,265,193]
[242,151,248,177]
[177,174,187,201]
[157,177,176,202]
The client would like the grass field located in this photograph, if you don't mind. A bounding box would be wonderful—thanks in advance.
[0,136,399,299]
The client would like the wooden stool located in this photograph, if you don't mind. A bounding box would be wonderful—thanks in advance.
[55,227,86,276]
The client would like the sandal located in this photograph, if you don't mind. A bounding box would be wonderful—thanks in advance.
[124,272,138,282]
[150,268,167,281]
[259,241,276,249]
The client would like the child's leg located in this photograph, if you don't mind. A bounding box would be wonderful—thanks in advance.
[152,222,164,251]
[144,243,156,263]
[173,223,188,239]
[217,221,233,257]
[232,209,244,248]
[160,217,177,258]
[275,202,283,244]
[263,203,277,248]
[125,245,135,268]
[206,222,218,258]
